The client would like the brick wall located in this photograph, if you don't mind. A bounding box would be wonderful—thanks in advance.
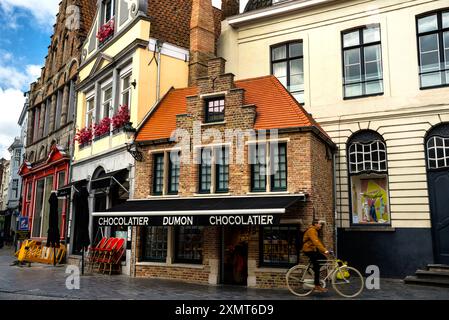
[25,0,96,163]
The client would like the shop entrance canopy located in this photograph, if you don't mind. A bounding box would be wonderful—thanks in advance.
[92,195,306,226]
[90,169,129,192]
[57,179,88,197]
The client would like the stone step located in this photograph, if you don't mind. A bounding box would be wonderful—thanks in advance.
[415,269,449,278]
[404,275,449,287]
[427,264,449,272]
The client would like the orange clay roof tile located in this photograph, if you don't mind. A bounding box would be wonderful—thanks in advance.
[136,75,328,142]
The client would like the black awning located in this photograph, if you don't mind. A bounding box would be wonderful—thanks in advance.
[92,195,306,226]
[57,179,88,197]
[90,169,129,190]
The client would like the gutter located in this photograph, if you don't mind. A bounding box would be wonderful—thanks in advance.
[227,0,335,27]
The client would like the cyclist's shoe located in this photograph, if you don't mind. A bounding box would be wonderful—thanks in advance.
[313,286,328,293]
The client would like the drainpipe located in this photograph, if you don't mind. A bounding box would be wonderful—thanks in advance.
[333,150,338,256]
[156,40,163,102]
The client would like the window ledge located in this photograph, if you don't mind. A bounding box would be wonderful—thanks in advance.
[201,121,226,127]
[136,262,204,269]
[193,193,231,197]
[255,267,290,273]
[146,195,180,199]
[246,191,291,195]
[344,227,395,232]
[136,261,168,267]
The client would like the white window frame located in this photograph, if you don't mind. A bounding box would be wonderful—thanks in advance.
[248,140,288,193]
[120,69,132,112]
[103,0,115,23]
[85,91,95,127]
[348,140,387,174]
[101,81,113,120]
[427,136,449,169]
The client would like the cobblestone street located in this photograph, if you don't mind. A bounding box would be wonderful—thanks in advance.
[0,247,448,300]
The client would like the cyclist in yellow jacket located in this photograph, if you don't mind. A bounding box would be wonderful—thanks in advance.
[302,219,330,293]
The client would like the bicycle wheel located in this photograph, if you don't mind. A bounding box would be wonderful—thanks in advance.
[331,266,364,298]
[286,265,315,297]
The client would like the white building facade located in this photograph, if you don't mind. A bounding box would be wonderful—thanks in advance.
[219,0,449,277]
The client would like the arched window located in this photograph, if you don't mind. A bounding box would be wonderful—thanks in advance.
[347,131,390,225]
[426,123,449,170]
[39,146,46,160]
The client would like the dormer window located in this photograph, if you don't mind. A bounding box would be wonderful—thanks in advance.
[205,98,225,123]
[104,0,115,23]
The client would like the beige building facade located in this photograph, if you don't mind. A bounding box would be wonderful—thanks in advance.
[219,0,449,277]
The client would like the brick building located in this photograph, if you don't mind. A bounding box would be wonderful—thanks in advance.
[100,56,336,288]
[19,0,96,241]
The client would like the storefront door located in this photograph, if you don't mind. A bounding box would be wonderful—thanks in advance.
[426,126,449,265]
[427,170,449,265]
[222,226,249,285]
[93,194,107,245]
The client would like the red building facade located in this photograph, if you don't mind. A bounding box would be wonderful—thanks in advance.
[19,146,69,240]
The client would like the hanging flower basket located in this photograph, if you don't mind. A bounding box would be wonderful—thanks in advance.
[75,126,93,147]
[96,19,115,44]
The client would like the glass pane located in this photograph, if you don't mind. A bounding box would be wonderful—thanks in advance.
[33,179,45,237]
[343,30,359,47]
[444,32,449,67]
[421,72,442,87]
[289,42,303,57]
[273,62,287,77]
[444,12,449,29]
[345,83,362,97]
[345,65,362,83]
[41,176,54,239]
[292,92,304,104]
[344,49,361,83]
[420,34,439,53]
[345,48,361,65]
[421,51,440,71]
[289,59,304,92]
[363,26,380,44]
[106,87,112,100]
[418,14,438,33]
[123,75,130,89]
[122,91,130,106]
[365,61,381,80]
[420,34,440,72]
[365,80,383,94]
[272,45,287,61]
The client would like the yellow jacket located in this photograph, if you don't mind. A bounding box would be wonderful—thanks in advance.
[302,226,327,254]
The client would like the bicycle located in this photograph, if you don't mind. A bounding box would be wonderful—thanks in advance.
[286,251,364,298]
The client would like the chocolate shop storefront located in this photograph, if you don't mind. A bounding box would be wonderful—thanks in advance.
[93,58,337,288]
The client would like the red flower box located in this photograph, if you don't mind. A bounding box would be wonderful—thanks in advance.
[112,105,131,130]
[75,126,93,146]
[93,117,112,137]
[96,19,115,43]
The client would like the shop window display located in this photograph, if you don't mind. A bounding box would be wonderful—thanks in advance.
[348,131,390,225]
[261,225,299,267]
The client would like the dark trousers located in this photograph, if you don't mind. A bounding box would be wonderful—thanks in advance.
[305,251,327,286]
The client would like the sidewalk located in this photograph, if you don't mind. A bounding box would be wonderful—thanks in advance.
[1,247,448,300]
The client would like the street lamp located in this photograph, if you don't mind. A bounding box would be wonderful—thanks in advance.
[123,122,143,161]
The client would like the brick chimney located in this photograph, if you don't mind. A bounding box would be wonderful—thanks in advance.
[189,0,216,86]
[221,0,239,19]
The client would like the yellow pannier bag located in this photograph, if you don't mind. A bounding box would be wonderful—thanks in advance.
[336,260,350,280]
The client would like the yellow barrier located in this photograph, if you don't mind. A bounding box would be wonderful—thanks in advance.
[16,240,66,265]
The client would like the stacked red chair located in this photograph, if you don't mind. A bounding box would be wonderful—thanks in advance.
[86,237,107,271]
[96,238,120,274]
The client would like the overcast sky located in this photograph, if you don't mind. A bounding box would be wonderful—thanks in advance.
[0,0,249,160]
